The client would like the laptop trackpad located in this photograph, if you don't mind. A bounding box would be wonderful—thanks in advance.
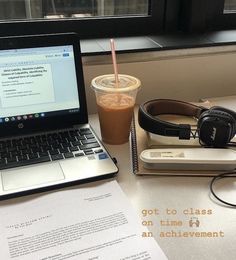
[2,163,65,191]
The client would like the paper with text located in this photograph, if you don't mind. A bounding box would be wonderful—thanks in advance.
[0,64,55,108]
[0,181,167,260]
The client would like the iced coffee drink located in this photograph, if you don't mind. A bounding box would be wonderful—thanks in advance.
[91,74,141,145]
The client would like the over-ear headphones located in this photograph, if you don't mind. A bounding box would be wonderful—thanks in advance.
[138,99,236,147]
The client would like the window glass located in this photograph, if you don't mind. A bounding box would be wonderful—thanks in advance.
[224,0,236,13]
[0,1,166,39]
[0,0,149,20]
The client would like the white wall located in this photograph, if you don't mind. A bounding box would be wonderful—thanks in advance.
[82,46,236,114]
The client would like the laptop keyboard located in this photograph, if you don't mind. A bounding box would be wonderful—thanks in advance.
[0,128,103,170]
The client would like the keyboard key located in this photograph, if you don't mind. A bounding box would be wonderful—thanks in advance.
[81,139,97,145]
[51,144,62,149]
[72,141,81,146]
[51,154,64,161]
[84,150,94,155]
[64,152,74,158]
[85,134,96,139]
[79,143,100,150]
[80,128,92,135]
[0,159,6,164]
[69,146,79,152]
[1,152,10,158]
[7,157,17,163]
[59,147,69,153]
[76,136,86,141]
[94,149,104,153]
[42,145,52,151]
[84,149,92,153]
[28,153,39,159]
[39,151,49,157]
[75,152,84,157]
[8,147,17,152]
[18,155,28,161]
[49,149,59,155]
[67,137,77,142]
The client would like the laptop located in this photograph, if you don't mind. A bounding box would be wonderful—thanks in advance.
[0,33,118,200]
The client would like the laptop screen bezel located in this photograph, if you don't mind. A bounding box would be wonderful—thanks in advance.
[0,33,88,137]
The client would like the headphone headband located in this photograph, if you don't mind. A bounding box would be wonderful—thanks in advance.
[138,99,207,139]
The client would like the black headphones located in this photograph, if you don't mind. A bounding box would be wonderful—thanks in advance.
[138,99,236,147]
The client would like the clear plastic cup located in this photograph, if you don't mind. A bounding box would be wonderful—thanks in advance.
[91,74,141,144]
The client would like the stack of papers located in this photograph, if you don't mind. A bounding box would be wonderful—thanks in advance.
[0,181,167,260]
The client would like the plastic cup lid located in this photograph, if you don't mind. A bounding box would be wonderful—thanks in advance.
[91,74,141,93]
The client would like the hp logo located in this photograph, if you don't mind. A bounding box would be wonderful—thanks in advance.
[18,123,24,129]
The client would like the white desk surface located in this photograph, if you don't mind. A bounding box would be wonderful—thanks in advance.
[89,114,236,260]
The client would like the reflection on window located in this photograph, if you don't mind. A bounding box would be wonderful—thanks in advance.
[224,0,236,13]
[0,0,149,20]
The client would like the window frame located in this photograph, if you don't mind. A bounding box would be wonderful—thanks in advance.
[180,0,236,33]
[208,0,236,30]
[0,0,166,38]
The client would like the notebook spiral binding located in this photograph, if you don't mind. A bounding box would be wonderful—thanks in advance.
[130,114,139,174]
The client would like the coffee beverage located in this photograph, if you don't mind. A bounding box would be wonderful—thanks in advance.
[97,93,135,144]
[91,74,141,145]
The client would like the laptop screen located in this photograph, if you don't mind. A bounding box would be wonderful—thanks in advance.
[0,45,80,124]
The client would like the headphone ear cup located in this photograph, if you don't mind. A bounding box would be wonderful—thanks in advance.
[210,106,236,139]
[198,109,234,147]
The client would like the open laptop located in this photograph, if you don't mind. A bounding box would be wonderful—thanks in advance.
[0,33,118,200]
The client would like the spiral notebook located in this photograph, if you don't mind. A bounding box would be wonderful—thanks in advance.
[130,99,236,176]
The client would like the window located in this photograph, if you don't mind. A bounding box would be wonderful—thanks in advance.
[0,1,150,20]
[180,0,236,32]
[0,0,166,38]
[206,0,236,30]
[224,0,236,12]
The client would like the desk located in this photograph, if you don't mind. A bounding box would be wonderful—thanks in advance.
[0,113,235,260]
[89,113,236,260]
